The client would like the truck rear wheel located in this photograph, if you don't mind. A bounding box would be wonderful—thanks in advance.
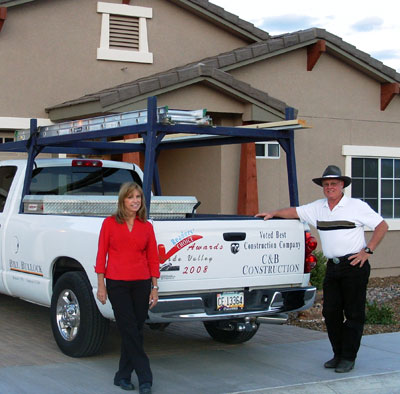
[50,271,109,357]
[203,319,260,344]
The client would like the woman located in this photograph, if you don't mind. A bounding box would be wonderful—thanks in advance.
[95,182,159,394]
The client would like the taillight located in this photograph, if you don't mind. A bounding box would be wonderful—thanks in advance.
[72,159,103,167]
[304,231,318,273]
[305,254,317,273]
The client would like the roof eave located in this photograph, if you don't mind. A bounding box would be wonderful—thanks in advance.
[168,0,269,42]
[0,0,35,7]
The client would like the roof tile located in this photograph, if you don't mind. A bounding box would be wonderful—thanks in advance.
[251,43,270,57]
[217,53,237,67]
[283,34,300,47]
[202,58,219,68]
[297,29,318,42]
[381,65,397,79]
[99,91,119,107]
[368,58,384,71]
[267,38,285,52]
[158,72,179,88]
[234,47,253,62]
[119,85,140,101]
[177,65,203,81]
[211,68,234,85]
[138,78,160,94]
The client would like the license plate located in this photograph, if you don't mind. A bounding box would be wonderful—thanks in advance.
[217,291,244,311]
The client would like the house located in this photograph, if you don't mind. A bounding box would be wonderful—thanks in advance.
[1,0,399,276]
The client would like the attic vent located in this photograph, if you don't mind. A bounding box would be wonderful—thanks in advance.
[109,15,139,50]
[97,2,153,63]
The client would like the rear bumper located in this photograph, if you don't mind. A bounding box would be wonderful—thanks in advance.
[147,286,316,323]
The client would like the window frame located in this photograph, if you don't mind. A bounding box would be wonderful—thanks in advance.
[97,2,153,63]
[343,145,400,230]
[255,141,280,159]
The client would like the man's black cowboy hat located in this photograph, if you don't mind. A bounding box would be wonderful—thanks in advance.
[312,165,352,188]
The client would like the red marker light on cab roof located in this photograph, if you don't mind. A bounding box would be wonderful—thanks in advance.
[72,159,103,167]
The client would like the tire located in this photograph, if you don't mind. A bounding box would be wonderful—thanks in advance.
[204,320,260,344]
[50,271,109,357]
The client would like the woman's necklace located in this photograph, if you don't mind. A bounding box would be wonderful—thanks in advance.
[126,215,135,232]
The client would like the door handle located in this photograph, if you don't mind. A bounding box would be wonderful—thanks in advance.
[223,232,246,241]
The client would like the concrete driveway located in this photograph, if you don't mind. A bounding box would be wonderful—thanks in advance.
[1,293,400,394]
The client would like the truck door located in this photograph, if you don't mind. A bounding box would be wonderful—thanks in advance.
[0,165,18,294]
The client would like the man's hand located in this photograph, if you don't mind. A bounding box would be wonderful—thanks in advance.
[255,207,299,221]
[255,212,274,220]
[348,250,370,267]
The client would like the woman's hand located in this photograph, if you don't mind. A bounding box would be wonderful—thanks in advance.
[96,275,107,305]
[97,286,107,305]
[149,288,159,309]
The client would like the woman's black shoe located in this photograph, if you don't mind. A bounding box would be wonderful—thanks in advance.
[114,378,135,391]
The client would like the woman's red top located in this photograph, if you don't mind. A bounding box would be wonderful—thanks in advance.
[95,216,160,280]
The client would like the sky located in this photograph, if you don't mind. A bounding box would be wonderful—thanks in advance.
[211,0,400,72]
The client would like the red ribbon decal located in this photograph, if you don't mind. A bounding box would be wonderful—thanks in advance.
[158,235,203,263]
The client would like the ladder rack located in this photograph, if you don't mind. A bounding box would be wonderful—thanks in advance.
[15,107,212,141]
[0,96,303,214]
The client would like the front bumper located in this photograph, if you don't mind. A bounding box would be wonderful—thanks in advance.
[147,286,316,323]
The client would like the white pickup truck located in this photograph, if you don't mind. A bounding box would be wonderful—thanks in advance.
[0,98,317,357]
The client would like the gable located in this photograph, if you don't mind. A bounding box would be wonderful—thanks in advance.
[0,0,266,119]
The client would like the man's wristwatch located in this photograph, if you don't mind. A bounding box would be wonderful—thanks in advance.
[364,247,373,254]
[152,285,159,290]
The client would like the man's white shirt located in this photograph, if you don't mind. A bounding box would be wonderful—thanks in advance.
[296,195,383,258]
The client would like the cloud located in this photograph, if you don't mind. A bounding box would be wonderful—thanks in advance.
[371,48,400,61]
[351,17,384,32]
[258,14,318,33]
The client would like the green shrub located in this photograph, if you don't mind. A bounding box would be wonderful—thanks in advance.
[365,301,395,325]
[310,250,327,290]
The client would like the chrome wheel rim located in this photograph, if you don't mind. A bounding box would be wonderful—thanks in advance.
[56,289,80,341]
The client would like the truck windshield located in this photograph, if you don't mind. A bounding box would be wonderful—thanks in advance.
[29,166,142,195]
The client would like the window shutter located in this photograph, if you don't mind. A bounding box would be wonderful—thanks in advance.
[109,14,139,50]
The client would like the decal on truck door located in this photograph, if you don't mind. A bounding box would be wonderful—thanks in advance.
[9,259,43,276]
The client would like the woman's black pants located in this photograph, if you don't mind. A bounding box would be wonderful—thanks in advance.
[106,278,152,386]
[322,259,370,361]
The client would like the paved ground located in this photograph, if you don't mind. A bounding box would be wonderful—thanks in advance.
[1,293,400,394]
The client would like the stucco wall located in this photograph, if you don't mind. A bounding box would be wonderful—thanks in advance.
[155,84,245,214]
[0,0,248,118]
[229,49,400,277]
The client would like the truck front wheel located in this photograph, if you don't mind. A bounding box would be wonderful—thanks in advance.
[203,319,260,344]
[50,271,109,357]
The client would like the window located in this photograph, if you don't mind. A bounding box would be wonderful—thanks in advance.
[352,157,400,218]
[256,142,280,159]
[0,137,14,143]
[0,166,17,212]
[29,167,142,196]
[97,2,153,63]
[343,145,400,229]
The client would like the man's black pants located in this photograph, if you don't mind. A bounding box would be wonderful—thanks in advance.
[106,278,152,386]
[322,259,370,361]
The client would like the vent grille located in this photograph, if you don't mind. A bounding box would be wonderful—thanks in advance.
[109,15,139,50]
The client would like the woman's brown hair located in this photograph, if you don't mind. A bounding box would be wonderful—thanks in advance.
[115,182,147,223]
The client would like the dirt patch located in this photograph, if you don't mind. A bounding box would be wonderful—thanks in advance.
[286,275,400,335]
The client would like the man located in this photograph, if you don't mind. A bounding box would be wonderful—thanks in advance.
[257,165,388,373]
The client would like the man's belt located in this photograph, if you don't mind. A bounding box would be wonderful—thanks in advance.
[328,254,353,264]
